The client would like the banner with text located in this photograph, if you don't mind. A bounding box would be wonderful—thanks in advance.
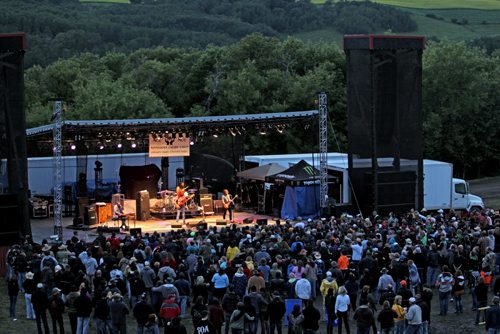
[148,133,190,157]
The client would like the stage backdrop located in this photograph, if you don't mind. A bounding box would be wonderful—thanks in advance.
[149,133,190,157]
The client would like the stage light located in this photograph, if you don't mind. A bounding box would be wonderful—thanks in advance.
[259,126,268,135]
[117,143,123,149]
[70,144,76,150]
[229,128,237,136]
[98,143,105,150]
[190,140,195,146]
[125,132,134,140]
[276,125,285,134]
[153,132,162,142]
[131,142,137,148]
[212,133,218,138]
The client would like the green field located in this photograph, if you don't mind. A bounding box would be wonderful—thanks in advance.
[311,0,500,10]
[80,0,130,3]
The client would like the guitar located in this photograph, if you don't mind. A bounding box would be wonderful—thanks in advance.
[175,193,195,209]
[222,195,238,209]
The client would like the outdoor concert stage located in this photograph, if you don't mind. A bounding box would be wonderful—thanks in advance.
[29,211,276,243]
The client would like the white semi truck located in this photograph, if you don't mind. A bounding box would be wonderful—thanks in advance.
[244,153,484,212]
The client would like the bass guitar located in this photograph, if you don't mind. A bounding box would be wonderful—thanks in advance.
[222,195,238,209]
[175,193,195,209]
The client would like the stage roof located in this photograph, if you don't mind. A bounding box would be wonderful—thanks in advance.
[26,110,319,156]
[27,110,318,138]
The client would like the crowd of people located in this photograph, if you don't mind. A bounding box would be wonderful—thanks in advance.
[5,208,500,334]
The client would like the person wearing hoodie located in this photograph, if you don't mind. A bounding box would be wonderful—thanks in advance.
[353,299,377,334]
[268,292,286,334]
[377,300,397,334]
[152,277,179,300]
[222,285,240,334]
[320,271,338,317]
[229,302,254,334]
[270,271,285,296]
[404,297,422,334]
[295,276,312,303]
[232,267,248,298]
[435,265,454,316]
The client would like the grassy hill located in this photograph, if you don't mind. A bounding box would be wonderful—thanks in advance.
[297,1,500,44]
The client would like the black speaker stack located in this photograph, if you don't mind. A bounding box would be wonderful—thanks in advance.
[343,35,424,215]
[136,191,150,221]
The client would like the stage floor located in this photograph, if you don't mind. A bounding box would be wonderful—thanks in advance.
[29,211,276,243]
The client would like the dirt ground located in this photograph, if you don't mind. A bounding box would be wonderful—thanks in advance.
[469,176,500,209]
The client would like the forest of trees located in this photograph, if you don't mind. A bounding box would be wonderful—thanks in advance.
[0,0,416,67]
[24,34,500,178]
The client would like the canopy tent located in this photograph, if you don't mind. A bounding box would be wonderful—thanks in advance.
[265,160,321,219]
[265,159,321,186]
[237,163,287,181]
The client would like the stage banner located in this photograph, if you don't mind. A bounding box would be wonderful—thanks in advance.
[148,133,190,157]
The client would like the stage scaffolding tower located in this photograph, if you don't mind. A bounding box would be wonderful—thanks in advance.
[318,92,328,212]
[52,100,63,240]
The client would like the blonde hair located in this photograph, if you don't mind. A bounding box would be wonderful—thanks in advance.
[394,295,403,305]
[338,286,347,295]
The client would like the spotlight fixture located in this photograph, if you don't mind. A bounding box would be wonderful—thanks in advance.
[212,133,218,138]
[70,144,76,150]
[276,125,285,134]
[98,143,105,150]
[190,140,195,146]
[153,132,162,142]
[131,142,137,149]
[229,128,237,136]
[259,126,268,135]
[117,143,123,149]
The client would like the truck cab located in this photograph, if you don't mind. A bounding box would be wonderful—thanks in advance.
[452,178,485,212]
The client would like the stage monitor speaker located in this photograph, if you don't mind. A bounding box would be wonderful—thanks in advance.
[200,198,213,212]
[129,228,142,236]
[243,217,253,224]
[256,218,268,226]
[216,219,227,226]
[171,224,183,229]
[136,191,150,221]
[197,222,207,230]
[84,205,97,226]
[97,226,120,234]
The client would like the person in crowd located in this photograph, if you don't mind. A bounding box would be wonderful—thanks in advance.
[94,291,111,334]
[302,299,321,334]
[8,273,19,321]
[476,276,490,325]
[75,286,93,334]
[134,292,155,334]
[485,296,500,334]
[392,295,406,334]
[415,294,430,334]
[295,275,312,304]
[287,304,304,334]
[66,285,80,334]
[452,269,466,314]
[268,292,286,334]
[222,285,241,334]
[229,302,254,334]
[335,286,350,334]
[405,297,422,334]
[23,271,37,320]
[208,298,225,334]
[377,300,398,334]
[436,265,454,316]
[325,288,337,334]
[32,282,50,334]
[353,298,377,334]
[48,287,65,334]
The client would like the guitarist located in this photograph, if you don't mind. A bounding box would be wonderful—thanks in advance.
[175,181,187,225]
[221,189,235,222]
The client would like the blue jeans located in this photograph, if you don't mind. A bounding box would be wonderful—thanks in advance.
[95,318,110,334]
[9,295,17,317]
[488,329,500,334]
[476,301,488,324]
[25,293,35,319]
[178,295,188,317]
[439,291,451,315]
[395,320,405,334]
[454,294,463,312]
[421,320,428,334]
[381,328,394,334]
[77,317,90,334]
[405,324,421,334]
[426,267,439,286]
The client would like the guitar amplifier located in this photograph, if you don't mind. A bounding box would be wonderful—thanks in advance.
[200,197,213,212]
[84,205,97,226]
